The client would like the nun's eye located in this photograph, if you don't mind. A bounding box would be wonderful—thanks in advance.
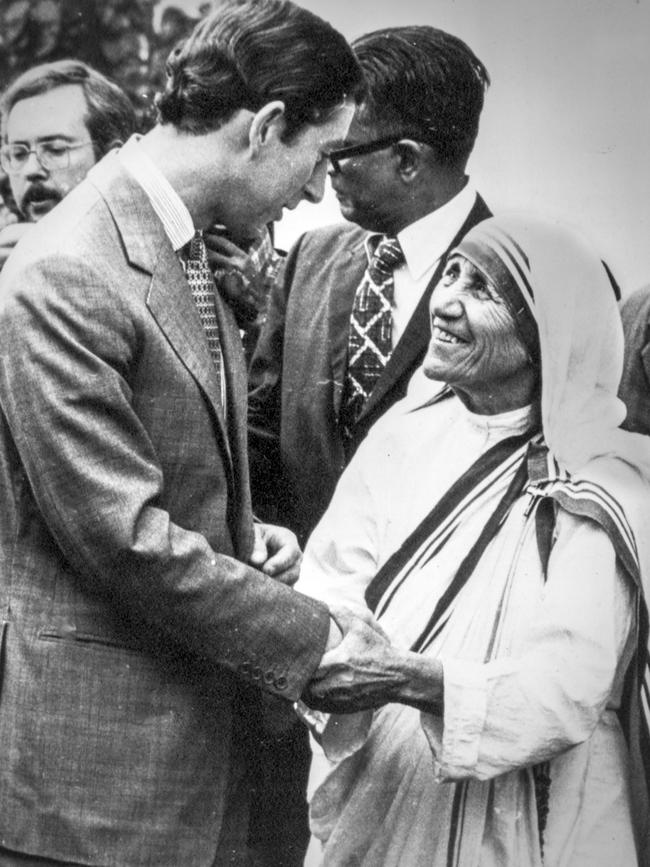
[441,262,460,285]
[470,278,504,305]
[471,279,492,300]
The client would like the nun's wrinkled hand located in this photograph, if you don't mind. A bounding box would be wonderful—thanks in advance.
[304,604,405,713]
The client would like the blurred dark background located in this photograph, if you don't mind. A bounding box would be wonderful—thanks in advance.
[0,0,217,132]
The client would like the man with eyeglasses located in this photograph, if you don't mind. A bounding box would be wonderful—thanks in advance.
[250,24,491,548]
[247,25,492,863]
[0,59,136,271]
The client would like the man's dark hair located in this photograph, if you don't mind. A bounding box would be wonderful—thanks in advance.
[1,59,137,160]
[352,26,490,169]
[156,0,364,140]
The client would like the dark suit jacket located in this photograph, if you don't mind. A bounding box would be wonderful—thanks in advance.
[619,285,650,435]
[248,195,491,544]
[0,153,330,866]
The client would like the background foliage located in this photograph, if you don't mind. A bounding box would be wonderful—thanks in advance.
[0,0,213,131]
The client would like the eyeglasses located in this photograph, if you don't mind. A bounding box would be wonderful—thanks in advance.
[326,135,405,173]
[0,140,94,174]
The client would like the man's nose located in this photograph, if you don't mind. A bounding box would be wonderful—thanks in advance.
[22,150,48,178]
[302,159,328,204]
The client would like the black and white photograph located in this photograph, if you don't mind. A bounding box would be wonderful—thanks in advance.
[0,1,648,865]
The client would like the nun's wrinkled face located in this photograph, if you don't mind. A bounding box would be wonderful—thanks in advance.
[423,254,537,415]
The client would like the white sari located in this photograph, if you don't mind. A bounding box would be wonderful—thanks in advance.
[298,394,637,866]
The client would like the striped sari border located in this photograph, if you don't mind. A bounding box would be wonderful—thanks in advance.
[375,447,526,620]
[534,472,650,807]
[366,430,534,613]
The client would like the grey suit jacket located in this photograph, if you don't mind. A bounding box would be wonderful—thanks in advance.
[619,285,650,436]
[248,195,491,544]
[0,153,329,866]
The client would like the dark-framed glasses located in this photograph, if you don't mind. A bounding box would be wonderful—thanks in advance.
[326,135,405,173]
[0,140,93,174]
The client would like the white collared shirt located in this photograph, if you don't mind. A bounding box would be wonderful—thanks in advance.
[117,135,195,253]
[364,181,478,347]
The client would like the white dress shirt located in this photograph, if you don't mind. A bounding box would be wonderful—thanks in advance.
[117,135,195,252]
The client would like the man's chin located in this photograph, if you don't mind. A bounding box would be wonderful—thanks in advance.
[334,198,382,232]
[336,200,358,224]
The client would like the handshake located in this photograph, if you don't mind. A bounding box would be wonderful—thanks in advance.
[301,603,402,715]
[249,525,442,717]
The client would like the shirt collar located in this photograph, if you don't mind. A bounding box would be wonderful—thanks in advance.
[118,134,195,252]
[364,180,477,280]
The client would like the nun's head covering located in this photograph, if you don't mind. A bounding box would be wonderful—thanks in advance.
[451,213,650,478]
[455,220,540,365]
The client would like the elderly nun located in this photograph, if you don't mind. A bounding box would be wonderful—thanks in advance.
[295,214,650,867]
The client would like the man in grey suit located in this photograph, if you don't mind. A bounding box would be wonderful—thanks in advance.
[247,25,491,865]
[0,2,376,865]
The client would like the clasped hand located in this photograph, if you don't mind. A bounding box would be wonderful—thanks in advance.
[249,521,301,585]
[303,604,408,714]
[203,226,276,320]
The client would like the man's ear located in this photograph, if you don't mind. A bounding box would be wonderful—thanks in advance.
[249,100,286,156]
[394,139,428,180]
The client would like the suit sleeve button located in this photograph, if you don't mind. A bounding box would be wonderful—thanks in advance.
[239,661,251,676]
[275,675,288,690]
[263,670,275,684]
[251,666,262,681]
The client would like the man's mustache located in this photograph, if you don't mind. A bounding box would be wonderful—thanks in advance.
[21,183,62,208]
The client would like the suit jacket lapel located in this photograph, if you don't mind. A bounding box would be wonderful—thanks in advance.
[328,234,368,416]
[357,194,492,425]
[89,156,232,469]
[146,258,232,462]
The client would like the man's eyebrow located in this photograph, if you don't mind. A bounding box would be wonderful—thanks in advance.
[8,134,77,145]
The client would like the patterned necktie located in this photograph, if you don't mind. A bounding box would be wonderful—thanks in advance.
[185,230,223,404]
[341,236,405,437]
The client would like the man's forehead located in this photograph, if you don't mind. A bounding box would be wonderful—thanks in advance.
[6,84,89,143]
[317,99,356,150]
[339,111,380,145]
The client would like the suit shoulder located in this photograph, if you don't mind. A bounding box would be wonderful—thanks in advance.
[620,285,650,361]
[281,222,367,292]
[621,284,650,320]
[0,188,125,322]
[1,184,109,280]
[291,221,366,256]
